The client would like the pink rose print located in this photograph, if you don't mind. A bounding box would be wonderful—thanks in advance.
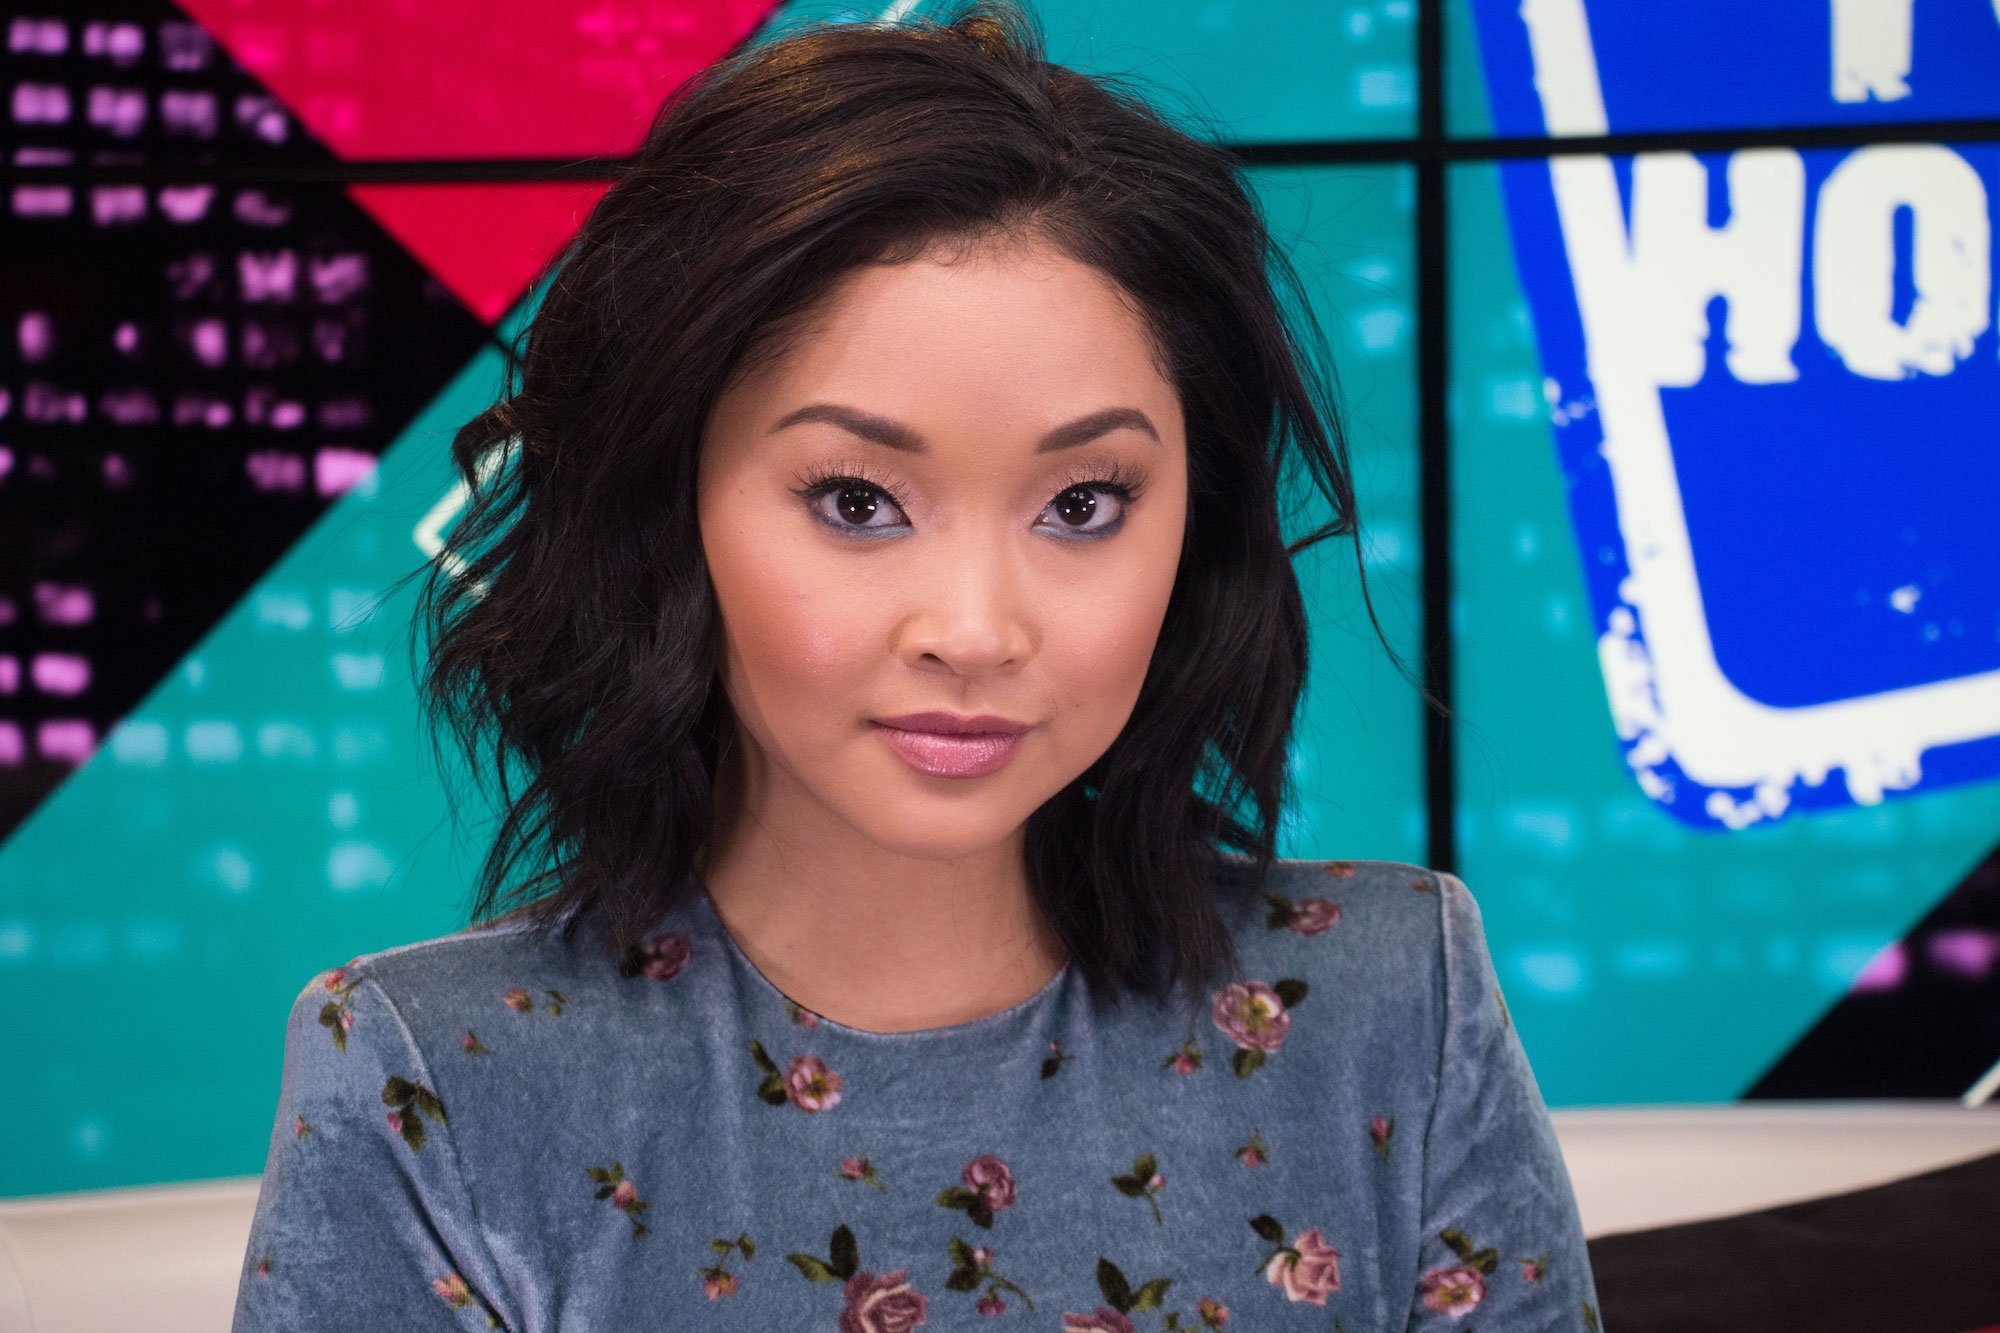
[640,930,692,981]
[1259,889,1342,934]
[837,1154,886,1190]
[1419,1264,1486,1316]
[1250,1215,1341,1305]
[1370,1112,1396,1163]
[1061,1308,1136,1333]
[587,1162,650,1238]
[699,1232,754,1297]
[1423,1228,1500,1314]
[1211,978,1308,1076]
[964,1155,1016,1210]
[503,986,567,1016]
[840,1267,928,1333]
[944,1236,1035,1314]
[1196,1295,1229,1325]
[789,999,821,1028]
[1234,1128,1269,1167]
[386,1111,403,1135]
[1323,860,1358,877]
[292,1115,312,1139]
[431,1270,501,1324]
[786,1054,845,1112]
[749,1038,845,1111]
[618,929,694,981]
[1288,898,1342,934]
[255,1254,271,1279]
[939,1154,1015,1228]
[1161,1040,1202,1075]
[1212,982,1291,1052]
[434,1273,472,1309]
[316,964,363,1052]
[1040,1037,1074,1080]
[1520,1252,1550,1283]
[461,1030,492,1055]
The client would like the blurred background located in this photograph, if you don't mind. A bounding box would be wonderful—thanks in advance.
[1,0,1997,1243]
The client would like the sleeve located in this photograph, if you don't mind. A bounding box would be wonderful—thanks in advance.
[1402,871,1605,1332]
[230,966,518,1332]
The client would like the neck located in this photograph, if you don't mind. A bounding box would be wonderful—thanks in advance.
[698,744,1069,1034]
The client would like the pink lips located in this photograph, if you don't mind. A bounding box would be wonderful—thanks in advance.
[870,711,1032,779]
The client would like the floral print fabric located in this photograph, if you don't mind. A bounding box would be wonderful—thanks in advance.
[231,857,1603,1331]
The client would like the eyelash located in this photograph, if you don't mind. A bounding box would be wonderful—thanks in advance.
[789,457,1148,541]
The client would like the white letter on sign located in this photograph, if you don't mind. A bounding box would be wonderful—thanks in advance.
[1629,149,1806,386]
[1831,0,1914,102]
[1814,144,1991,380]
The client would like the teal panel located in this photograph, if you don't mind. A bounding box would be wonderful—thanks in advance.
[1248,166,1425,866]
[1443,0,1492,139]
[1446,153,2000,1107]
[760,0,1417,142]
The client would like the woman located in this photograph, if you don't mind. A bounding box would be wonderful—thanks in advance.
[232,3,1601,1329]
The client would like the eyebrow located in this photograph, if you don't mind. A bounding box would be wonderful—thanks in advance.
[769,402,1161,454]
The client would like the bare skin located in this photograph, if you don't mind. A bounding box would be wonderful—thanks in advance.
[694,230,1189,1033]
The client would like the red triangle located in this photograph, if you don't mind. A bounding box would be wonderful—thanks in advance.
[174,0,781,160]
[347,181,609,325]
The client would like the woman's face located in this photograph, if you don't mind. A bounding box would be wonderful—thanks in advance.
[696,233,1189,863]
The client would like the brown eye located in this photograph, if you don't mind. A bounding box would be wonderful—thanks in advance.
[1051,486,1098,527]
[1036,483,1129,537]
[833,484,884,526]
[799,477,909,534]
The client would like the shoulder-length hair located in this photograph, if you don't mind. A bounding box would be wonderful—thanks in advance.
[405,0,1424,1012]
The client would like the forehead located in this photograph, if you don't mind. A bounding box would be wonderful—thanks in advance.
[727,237,1179,428]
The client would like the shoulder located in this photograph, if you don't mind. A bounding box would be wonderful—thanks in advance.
[279,901,682,1078]
[1211,852,1464,962]
[1205,854,1480,1059]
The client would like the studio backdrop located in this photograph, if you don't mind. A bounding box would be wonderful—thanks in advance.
[2,0,1997,1199]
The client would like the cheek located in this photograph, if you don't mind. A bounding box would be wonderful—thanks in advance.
[705,522,877,730]
[1044,538,1182,736]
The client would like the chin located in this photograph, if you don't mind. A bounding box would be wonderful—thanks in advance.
[847,792,1040,861]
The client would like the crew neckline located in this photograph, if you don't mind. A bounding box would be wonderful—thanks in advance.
[691,883,1074,1043]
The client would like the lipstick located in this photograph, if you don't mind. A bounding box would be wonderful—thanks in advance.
[870,711,1032,779]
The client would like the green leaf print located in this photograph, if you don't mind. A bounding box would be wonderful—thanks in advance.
[379,1076,446,1153]
[942,1236,1036,1312]
[1110,1154,1165,1225]
[788,1254,838,1283]
[828,1224,859,1278]
[1095,1258,1171,1314]
[1439,1227,1499,1275]
[787,1224,860,1283]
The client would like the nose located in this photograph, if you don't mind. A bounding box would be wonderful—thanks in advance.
[894,523,1034,677]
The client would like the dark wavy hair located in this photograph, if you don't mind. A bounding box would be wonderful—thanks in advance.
[401,0,1429,1012]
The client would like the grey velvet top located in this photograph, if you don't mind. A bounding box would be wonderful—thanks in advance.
[231,856,1604,1331]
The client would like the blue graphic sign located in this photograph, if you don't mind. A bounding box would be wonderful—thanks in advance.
[1466,0,2000,830]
